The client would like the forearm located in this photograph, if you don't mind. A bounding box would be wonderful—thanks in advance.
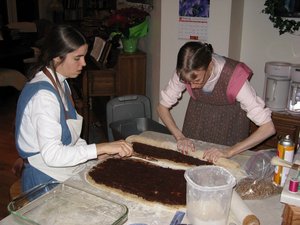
[226,120,276,157]
[157,104,185,141]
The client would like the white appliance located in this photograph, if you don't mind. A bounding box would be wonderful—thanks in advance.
[287,64,300,114]
[264,62,291,111]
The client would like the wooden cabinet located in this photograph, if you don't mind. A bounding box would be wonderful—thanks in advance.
[250,112,300,150]
[83,51,147,97]
[86,69,115,97]
[282,204,300,225]
[78,51,146,141]
[115,51,146,96]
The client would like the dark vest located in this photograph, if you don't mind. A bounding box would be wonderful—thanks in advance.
[182,58,250,146]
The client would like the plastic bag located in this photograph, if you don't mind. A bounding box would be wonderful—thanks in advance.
[235,150,283,200]
[244,149,275,179]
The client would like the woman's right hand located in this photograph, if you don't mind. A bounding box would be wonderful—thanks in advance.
[202,147,231,163]
[177,137,195,154]
[96,140,133,157]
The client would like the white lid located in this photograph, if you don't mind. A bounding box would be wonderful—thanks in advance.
[265,73,290,81]
[265,62,291,77]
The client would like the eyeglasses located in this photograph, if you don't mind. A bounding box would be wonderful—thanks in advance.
[179,69,208,86]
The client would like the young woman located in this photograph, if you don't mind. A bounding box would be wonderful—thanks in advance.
[157,41,275,163]
[15,25,133,192]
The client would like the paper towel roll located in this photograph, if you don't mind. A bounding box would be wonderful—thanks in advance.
[231,190,260,225]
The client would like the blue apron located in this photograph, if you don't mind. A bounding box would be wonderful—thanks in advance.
[15,81,76,192]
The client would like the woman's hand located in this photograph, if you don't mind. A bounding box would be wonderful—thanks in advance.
[96,140,133,158]
[97,154,110,161]
[202,121,276,163]
[202,147,231,163]
[177,137,195,154]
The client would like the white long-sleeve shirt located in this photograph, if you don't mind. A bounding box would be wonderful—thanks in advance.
[17,70,97,169]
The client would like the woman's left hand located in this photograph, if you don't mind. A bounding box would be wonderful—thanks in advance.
[177,137,195,155]
[96,140,133,157]
[202,147,230,163]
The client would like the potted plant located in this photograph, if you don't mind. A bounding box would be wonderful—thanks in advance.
[103,7,150,53]
[262,0,300,35]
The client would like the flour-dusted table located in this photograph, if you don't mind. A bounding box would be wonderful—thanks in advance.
[0,132,285,225]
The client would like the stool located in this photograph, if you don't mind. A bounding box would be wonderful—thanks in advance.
[9,179,22,200]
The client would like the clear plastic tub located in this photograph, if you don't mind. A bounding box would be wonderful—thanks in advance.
[184,166,236,225]
[7,181,128,225]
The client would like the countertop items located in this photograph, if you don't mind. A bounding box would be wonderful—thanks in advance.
[1,132,285,225]
[281,159,300,207]
[7,182,128,225]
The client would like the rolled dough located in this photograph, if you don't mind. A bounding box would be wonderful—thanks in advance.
[126,131,240,169]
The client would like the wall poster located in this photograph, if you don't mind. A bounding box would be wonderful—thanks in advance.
[178,0,210,41]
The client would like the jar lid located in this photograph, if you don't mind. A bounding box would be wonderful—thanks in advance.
[265,62,291,78]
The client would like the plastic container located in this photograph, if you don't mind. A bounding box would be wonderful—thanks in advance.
[264,62,291,111]
[8,181,128,225]
[184,166,236,225]
[109,117,170,140]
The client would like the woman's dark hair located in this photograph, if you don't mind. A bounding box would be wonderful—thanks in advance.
[28,24,87,79]
[176,41,213,82]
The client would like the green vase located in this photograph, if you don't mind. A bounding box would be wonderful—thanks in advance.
[122,38,138,53]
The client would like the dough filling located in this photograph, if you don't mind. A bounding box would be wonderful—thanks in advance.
[87,141,213,207]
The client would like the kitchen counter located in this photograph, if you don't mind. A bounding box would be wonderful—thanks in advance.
[0,132,285,225]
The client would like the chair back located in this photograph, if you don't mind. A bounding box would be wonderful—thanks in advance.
[106,95,151,141]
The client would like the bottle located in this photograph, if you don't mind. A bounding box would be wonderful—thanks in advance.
[273,135,295,186]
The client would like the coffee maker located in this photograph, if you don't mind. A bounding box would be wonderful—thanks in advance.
[287,64,300,114]
[264,62,291,111]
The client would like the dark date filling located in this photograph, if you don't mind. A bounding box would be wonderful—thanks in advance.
[89,158,186,205]
[88,142,212,206]
[132,142,212,166]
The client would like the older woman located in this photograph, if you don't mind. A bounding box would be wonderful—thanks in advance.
[157,41,275,163]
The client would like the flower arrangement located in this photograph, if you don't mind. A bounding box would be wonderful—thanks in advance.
[104,7,150,39]
[262,0,300,35]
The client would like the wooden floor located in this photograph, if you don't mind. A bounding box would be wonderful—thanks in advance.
[0,87,108,220]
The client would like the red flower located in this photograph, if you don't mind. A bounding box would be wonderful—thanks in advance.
[106,14,128,29]
[104,7,150,38]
